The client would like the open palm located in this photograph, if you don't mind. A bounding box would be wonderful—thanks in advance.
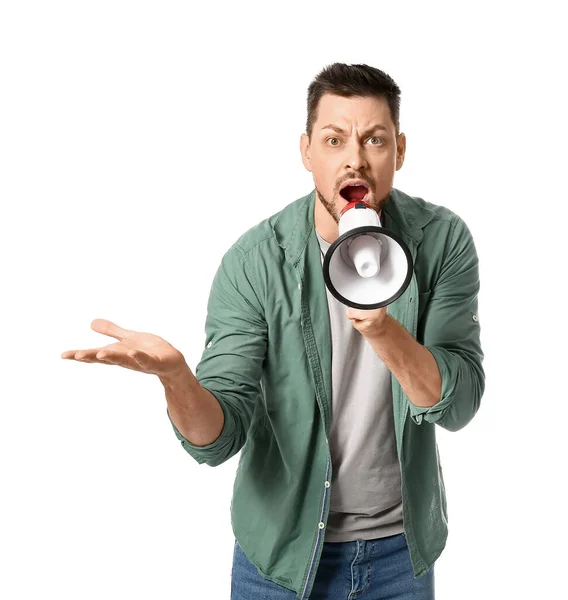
[61,318,186,378]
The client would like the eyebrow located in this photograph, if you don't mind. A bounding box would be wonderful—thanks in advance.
[320,123,389,136]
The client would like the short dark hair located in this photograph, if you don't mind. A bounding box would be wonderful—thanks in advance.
[305,63,401,141]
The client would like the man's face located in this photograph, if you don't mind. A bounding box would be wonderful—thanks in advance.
[300,93,406,224]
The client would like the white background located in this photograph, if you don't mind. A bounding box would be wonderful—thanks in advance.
[1,1,566,598]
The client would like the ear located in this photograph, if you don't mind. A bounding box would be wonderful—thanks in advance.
[395,132,406,171]
[300,133,312,173]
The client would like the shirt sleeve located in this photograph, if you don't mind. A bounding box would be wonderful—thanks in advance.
[167,243,267,466]
[408,215,486,431]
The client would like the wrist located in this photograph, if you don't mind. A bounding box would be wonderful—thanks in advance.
[367,313,393,344]
[159,363,193,390]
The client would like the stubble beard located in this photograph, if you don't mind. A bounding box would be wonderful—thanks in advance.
[316,187,340,224]
[316,186,386,224]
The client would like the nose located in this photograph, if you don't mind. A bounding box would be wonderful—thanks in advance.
[344,139,368,172]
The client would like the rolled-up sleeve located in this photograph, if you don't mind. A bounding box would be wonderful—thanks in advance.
[168,243,267,466]
[408,216,486,431]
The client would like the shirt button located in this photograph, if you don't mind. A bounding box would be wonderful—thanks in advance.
[318,522,325,529]
[472,314,478,322]
[207,341,213,348]
[324,481,330,488]
[298,284,302,290]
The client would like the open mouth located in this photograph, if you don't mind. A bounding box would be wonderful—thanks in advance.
[339,183,370,202]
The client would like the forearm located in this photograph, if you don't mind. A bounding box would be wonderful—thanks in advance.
[368,315,442,408]
[160,366,225,447]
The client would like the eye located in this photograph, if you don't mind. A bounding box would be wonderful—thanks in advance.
[368,136,383,145]
[326,137,340,147]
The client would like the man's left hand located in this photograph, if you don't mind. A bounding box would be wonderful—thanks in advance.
[345,306,389,340]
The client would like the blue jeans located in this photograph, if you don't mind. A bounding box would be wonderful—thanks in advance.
[231,532,435,599]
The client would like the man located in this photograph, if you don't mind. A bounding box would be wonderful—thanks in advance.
[62,63,485,599]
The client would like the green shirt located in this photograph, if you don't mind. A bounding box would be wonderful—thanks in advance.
[167,187,485,600]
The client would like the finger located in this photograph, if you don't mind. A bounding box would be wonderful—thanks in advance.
[61,349,101,361]
[95,349,147,372]
[61,349,126,366]
[72,349,105,363]
[346,308,367,320]
[90,319,130,341]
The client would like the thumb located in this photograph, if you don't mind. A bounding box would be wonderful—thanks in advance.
[91,319,131,341]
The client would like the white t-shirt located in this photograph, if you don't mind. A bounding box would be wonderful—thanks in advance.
[316,229,404,542]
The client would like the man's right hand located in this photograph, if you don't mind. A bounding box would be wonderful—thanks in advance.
[61,318,188,380]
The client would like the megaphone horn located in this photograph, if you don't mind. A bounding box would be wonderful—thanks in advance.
[322,201,413,309]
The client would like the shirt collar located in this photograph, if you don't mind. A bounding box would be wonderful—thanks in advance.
[273,187,436,268]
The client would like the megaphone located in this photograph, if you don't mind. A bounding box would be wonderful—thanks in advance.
[322,200,413,309]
